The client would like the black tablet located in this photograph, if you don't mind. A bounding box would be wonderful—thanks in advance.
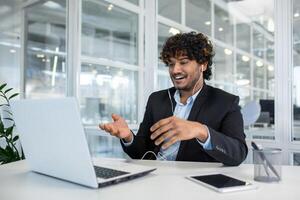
[187,174,257,193]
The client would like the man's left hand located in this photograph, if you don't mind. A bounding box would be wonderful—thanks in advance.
[150,116,208,150]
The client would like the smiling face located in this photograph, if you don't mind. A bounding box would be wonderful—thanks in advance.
[168,56,204,93]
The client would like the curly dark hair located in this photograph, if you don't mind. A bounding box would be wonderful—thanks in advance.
[160,31,215,80]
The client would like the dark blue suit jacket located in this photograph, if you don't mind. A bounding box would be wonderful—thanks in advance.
[121,83,248,166]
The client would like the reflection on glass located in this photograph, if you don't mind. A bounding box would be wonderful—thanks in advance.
[251,90,275,140]
[236,87,250,106]
[186,0,211,36]
[125,0,139,5]
[82,0,138,65]
[0,0,21,90]
[236,54,251,106]
[158,0,181,23]
[214,5,233,45]
[293,153,300,165]
[25,0,67,99]
[236,54,251,85]
[266,39,274,63]
[293,66,300,141]
[157,74,172,90]
[236,23,250,52]
[214,45,234,83]
[253,29,264,58]
[87,134,127,158]
[267,64,274,92]
[158,23,181,69]
[254,60,265,89]
[80,63,138,125]
[214,84,233,94]
[293,0,300,141]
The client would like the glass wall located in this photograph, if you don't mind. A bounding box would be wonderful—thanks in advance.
[158,0,181,23]
[293,153,300,165]
[81,0,139,126]
[214,4,233,45]
[293,0,300,141]
[185,0,211,36]
[6,0,300,162]
[0,0,22,91]
[24,0,67,99]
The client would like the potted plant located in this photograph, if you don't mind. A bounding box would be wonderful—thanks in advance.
[0,83,24,164]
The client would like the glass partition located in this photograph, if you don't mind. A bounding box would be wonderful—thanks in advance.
[24,0,67,99]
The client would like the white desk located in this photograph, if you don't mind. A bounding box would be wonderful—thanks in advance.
[1,159,300,200]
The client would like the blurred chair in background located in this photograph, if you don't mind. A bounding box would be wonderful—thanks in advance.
[241,101,261,127]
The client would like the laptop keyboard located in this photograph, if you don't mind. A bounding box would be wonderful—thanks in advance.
[94,166,129,179]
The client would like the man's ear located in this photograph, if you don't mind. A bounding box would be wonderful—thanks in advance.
[199,62,208,72]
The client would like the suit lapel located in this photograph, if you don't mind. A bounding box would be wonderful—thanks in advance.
[176,83,210,160]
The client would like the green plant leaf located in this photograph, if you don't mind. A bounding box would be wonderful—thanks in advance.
[3,118,14,121]
[0,104,9,107]
[4,88,13,94]
[0,83,7,91]
[0,147,16,164]
[5,126,13,137]
[0,148,10,164]
[0,121,4,133]
[3,110,13,115]
[12,135,19,142]
[9,93,19,100]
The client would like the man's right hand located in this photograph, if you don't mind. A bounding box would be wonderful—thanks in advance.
[99,114,133,143]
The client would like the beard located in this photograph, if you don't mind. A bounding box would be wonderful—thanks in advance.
[171,73,201,92]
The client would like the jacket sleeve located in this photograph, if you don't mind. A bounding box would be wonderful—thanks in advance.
[204,97,248,166]
[120,94,156,159]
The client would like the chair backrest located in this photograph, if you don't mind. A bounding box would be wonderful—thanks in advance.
[241,101,261,126]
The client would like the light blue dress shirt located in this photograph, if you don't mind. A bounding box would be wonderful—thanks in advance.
[123,88,212,160]
[158,89,212,160]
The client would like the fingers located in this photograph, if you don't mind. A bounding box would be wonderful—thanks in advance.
[154,130,177,146]
[150,122,173,140]
[150,116,174,132]
[111,113,121,122]
[99,123,105,130]
[162,136,179,150]
[99,123,118,136]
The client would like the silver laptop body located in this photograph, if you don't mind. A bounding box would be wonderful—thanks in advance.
[10,98,155,188]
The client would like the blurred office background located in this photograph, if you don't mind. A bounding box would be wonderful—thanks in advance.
[0,0,300,165]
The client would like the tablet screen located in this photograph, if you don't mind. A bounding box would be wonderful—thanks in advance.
[191,174,247,188]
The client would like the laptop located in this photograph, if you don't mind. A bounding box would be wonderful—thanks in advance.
[10,97,156,188]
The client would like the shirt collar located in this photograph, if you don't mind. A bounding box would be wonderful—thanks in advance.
[174,87,202,105]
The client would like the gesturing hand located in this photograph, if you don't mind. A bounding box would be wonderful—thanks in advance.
[150,116,208,150]
[99,114,133,142]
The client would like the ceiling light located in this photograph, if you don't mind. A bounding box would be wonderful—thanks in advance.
[205,21,211,25]
[218,27,223,32]
[256,60,263,67]
[224,48,232,55]
[108,4,114,11]
[236,79,250,86]
[294,12,300,18]
[242,55,250,62]
[169,27,180,35]
[268,65,274,71]
[9,49,16,53]
[43,1,62,9]
[267,18,274,32]
[36,54,45,58]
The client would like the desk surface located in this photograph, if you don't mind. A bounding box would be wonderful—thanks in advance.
[1,159,299,200]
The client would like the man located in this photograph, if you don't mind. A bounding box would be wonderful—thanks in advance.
[99,32,248,166]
